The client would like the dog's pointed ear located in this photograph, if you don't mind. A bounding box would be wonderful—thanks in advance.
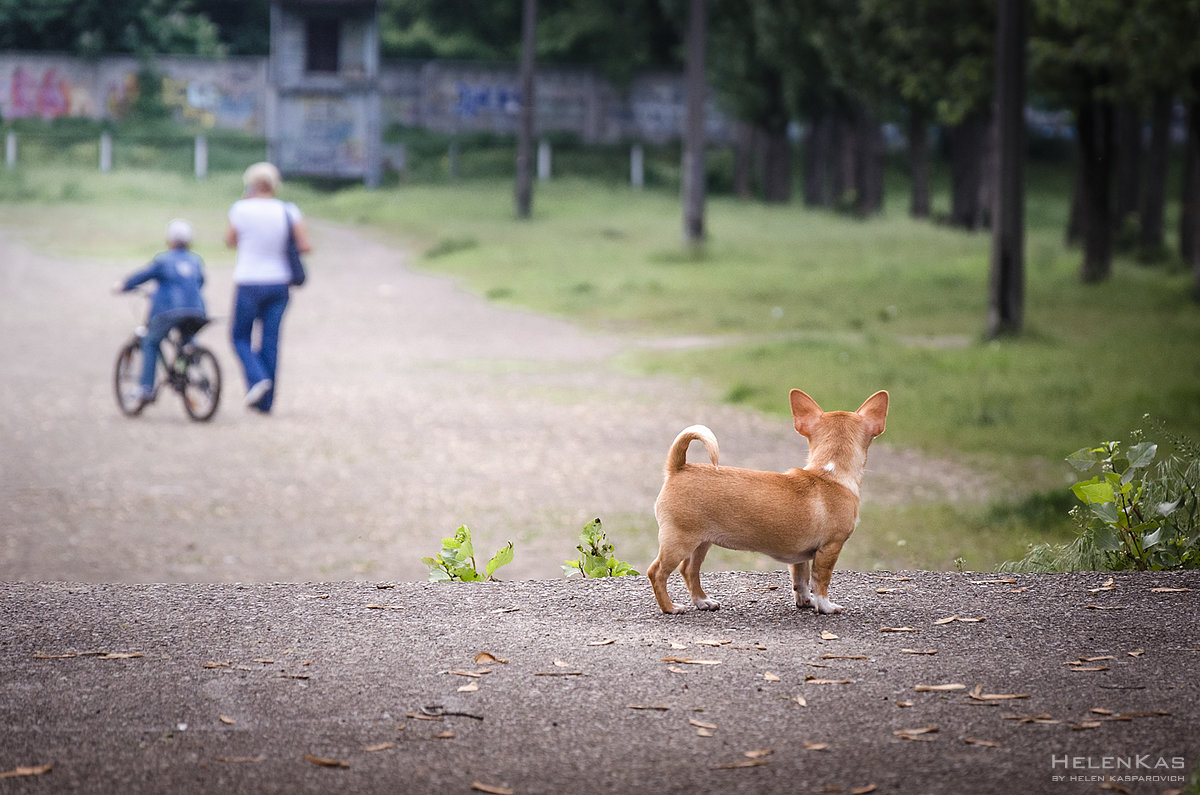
[857,390,889,438]
[790,389,823,437]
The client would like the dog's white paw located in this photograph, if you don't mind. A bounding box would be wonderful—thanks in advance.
[795,592,813,610]
[694,597,721,611]
[813,595,844,614]
[664,603,687,615]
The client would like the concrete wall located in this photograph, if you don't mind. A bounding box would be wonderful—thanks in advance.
[0,52,728,145]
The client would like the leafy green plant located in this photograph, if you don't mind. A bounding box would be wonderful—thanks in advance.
[562,518,639,578]
[422,525,514,582]
[1004,424,1200,572]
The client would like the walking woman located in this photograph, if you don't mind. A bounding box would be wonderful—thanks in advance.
[225,162,312,413]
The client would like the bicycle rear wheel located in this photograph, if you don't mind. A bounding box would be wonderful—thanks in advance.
[114,340,147,416]
[180,346,221,421]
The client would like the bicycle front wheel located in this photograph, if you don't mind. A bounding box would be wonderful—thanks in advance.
[180,346,221,421]
[114,340,147,417]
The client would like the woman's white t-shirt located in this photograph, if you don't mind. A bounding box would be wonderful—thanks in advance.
[229,197,302,285]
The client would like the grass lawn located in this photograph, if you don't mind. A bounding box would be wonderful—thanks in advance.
[5,161,1198,570]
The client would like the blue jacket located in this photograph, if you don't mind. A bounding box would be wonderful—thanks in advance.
[122,248,207,319]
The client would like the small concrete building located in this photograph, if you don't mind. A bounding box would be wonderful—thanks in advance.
[267,0,382,187]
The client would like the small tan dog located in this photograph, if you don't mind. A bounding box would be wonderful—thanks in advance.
[648,389,889,615]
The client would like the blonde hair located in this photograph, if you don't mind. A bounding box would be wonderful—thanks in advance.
[242,161,281,194]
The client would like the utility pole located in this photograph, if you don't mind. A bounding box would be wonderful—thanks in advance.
[681,0,707,250]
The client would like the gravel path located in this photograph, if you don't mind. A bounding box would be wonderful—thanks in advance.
[0,222,992,584]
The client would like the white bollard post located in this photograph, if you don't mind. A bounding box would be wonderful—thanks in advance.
[99,131,113,173]
[5,131,15,170]
[537,139,551,181]
[194,135,208,179]
[630,143,644,190]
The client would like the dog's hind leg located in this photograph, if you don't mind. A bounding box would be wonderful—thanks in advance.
[789,560,813,610]
[809,543,846,614]
[680,542,719,610]
[647,531,692,614]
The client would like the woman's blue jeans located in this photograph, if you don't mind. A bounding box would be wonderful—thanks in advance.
[231,283,290,412]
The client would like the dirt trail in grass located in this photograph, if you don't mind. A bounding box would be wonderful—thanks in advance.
[0,221,1000,583]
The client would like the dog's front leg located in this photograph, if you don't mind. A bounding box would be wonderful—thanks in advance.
[790,561,813,609]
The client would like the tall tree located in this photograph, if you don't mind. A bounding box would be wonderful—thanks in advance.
[682,0,707,247]
[988,0,1027,337]
[515,0,537,220]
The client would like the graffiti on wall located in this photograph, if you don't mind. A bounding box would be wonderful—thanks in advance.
[2,63,258,131]
[455,81,521,118]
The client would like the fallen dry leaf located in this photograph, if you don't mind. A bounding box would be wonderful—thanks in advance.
[934,615,985,625]
[435,731,456,739]
[714,759,766,769]
[806,662,832,669]
[968,685,1029,702]
[0,764,52,779]
[202,661,231,669]
[822,654,868,660]
[876,587,900,593]
[744,748,774,759]
[964,738,1001,748]
[1151,587,1190,593]
[1090,577,1117,593]
[1071,721,1103,731]
[448,669,492,678]
[364,742,394,752]
[689,718,718,730]
[1003,713,1060,724]
[804,742,829,751]
[1091,708,1115,715]
[470,782,514,795]
[474,652,508,665]
[695,639,732,647]
[1128,649,1145,657]
[900,649,938,655]
[697,728,715,737]
[669,641,687,650]
[763,672,781,682]
[534,670,583,677]
[667,666,690,675]
[98,652,143,660]
[553,658,571,667]
[914,683,966,692]
[1010,586,1031,593]
[457,682,479,693]
[628,704,669,711]
[852,786,879,795]
[661,657,722,665]
[820,630,839,640]
[933,616,957,625]
[972,578,1016,585]
[894,727,939,741]
[405,712,443,722]
[1085,604,1126,611]
[365,604,403,611]
[586,639,617,646]
[1067,666,1109,672]
[252,658,275,664]
[880,627,919,633]
[218,715,236,725]
[793,694,808,707]
[896,701,914,708]
[805,677,853,685]
[304,754,349,768]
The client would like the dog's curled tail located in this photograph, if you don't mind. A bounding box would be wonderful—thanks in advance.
[665,425,720,473]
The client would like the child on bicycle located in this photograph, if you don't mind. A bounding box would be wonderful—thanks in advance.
[113,219,208,405]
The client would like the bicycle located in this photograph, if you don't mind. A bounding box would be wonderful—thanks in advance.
[113,306,222,422]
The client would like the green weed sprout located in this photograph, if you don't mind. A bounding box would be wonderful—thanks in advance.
[562,518,639,578]
[423,525,514,582]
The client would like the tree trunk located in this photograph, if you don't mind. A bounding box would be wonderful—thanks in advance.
[1139,92,1171,257]
[908,108,931,219]
[949,109,991,229]
[1077,98,1116,283]
[762,124,791,203]
[855,109,884,215]
[804,114,833,207]
[1113,102,1142,238]
[514,0,537,220]
[733,121,756,199]
[833,109,858,210]
[1185,78,1200,300]
[682,0,707,248]
[988,0,1026,338]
